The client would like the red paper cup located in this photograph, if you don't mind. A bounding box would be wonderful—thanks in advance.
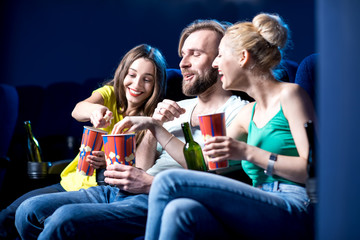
[77,126,107,176]
[198,112,228,170]
[102,134,136,166]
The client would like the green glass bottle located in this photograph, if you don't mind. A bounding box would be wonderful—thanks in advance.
[24,120,43,163]
[181,122,207,171]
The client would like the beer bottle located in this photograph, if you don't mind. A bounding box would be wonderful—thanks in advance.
[181,122,207,171]
[24,120,43,163]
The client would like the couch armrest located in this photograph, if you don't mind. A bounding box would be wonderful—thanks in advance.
[213,164,252,184]
[48,159,72,175]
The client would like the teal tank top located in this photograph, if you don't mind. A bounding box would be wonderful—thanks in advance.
[241,103,300,187]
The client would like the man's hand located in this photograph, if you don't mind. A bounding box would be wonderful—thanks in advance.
[111,116,155,134]
[153,99,186,123]
[104,163,154,194]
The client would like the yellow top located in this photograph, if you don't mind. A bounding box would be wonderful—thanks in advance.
[60,85,123,191]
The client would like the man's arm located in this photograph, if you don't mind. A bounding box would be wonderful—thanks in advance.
[104,99,187,194]
[135,131,158,171]
[135,99,186,171]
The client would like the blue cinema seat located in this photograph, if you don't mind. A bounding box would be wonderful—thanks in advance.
[295,53,318,106]
[0,84,19,193]
[273,59,299,83]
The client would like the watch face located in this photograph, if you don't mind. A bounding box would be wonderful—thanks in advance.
[270,153,278,161]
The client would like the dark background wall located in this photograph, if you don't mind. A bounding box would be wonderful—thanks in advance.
[0,0,315,87]
[2,0,360,238]
[317,0,360,238]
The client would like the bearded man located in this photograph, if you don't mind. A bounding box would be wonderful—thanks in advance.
[15,19,248,240]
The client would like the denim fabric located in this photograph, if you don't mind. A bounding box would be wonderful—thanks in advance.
[146,169,313,240]
[0,183,65,239]
[15,185,149,240]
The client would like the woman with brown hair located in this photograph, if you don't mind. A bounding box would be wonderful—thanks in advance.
[0,44,167,239]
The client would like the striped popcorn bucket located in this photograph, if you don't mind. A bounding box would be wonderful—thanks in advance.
[102,134,136,167]
[77,126,107,176]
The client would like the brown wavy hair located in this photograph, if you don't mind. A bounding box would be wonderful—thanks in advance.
[106,44,167,145]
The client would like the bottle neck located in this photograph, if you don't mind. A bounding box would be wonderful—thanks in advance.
[24,121,33,137]
[181,122,194,142]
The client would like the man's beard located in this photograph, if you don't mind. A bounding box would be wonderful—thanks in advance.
[182,68,218,96]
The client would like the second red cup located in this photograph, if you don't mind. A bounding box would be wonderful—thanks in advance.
[198,112,228,170]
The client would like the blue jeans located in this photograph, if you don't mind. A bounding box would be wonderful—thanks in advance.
[145,169,312,240]
[0,183,65,239]
[15,185,149,240]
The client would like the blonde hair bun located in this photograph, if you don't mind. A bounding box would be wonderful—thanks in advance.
[252,13,288,49]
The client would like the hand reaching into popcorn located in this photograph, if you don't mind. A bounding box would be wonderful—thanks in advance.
[71,92,114,129]
[90,108,113,128]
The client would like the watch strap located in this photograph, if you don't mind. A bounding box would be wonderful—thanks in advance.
[264,153,278,176]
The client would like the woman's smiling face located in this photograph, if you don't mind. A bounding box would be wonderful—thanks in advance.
[123,57,155,109]
[212,36,242,91]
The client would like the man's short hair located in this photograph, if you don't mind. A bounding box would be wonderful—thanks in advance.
[178,19,231,57]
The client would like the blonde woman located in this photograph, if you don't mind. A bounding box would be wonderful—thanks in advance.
[115,13,315,239]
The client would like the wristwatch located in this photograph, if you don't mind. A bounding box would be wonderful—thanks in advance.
[264,153,278,176]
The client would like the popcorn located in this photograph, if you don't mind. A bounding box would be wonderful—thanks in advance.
[109,152,116,160]
[84,146,92,152]
[103,112,113,123]
[125,153,135,162]
[79,144,85,152]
